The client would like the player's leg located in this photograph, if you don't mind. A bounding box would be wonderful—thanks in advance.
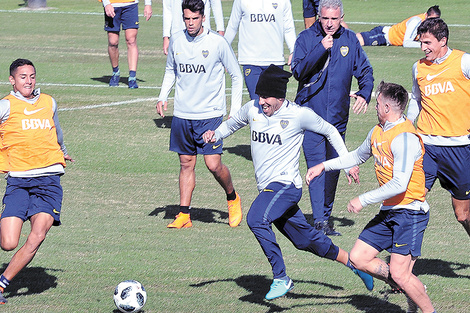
[247,182,299,300]
[121,3,140,88]
[199,117,241,227]
[107,31,121,86]
[0,217,24,252]
[451,197,470,236]
[389,253,435,313]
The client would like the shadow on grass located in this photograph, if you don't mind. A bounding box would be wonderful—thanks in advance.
[0,264,61,298]
[223,144,252,161]
[90,76,144,86]
[153,117,173,129]
[190,274,402,312]
[413,258,470,279]
[150,205,230,225]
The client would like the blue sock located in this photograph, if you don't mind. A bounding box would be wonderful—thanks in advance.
[113,66,119,74]
[129,70,136,79]
[346,258,355,270]
[0,275,10,291]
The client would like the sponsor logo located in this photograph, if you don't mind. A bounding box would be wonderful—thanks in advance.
[22,119,52,130]
[179,63,206,73]
[212,144,222,149]
[280,120,289,129]
[394,243,408,248]
[263,188,274,192]
[252,130,282,145]
[53,209,60,214]
[250,14,275,22]
[426,68,449,81]
[340,46,349,57]
[244,68,251,76]
[466,190,470,195]
[424,81,455,96]
[24,107,44,115]
[202,50,209,58]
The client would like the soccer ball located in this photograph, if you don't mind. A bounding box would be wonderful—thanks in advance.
[113,280,147,313]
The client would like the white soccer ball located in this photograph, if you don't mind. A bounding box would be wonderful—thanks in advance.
[113,280,147,313]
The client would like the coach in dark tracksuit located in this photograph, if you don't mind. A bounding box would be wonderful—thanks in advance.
[291,0,374,236]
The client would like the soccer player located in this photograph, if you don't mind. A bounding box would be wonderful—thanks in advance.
[292,0,374,236]
[0,59,74,304]
[203,65,373,300]
[356,5,440,47]
[307,81,436,313]
[407,18,470,237]
[156,0,243,229]
[162,0,225,55]
[224,0,296,100]
[101,0,153,88]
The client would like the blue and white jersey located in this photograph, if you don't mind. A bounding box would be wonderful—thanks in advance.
[158,29,243,119]
[224,0,296,66]
[214,99,348,191]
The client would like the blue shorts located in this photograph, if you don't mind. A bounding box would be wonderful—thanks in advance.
[104,3,139,32]
[303,0,319,18]
[358,209,429,257]
[423,144,470,200]
[170,116,224,155]
[360,26,387,46]
[243,65,283,100]
[1,175,63,226]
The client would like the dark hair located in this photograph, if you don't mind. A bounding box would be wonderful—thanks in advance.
[417,17,449,43]
[10,58,35,76]
[427,5,441,17]
[376,81,408,113]
[182,0,204,16]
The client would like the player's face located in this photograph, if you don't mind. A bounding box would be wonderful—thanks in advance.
[259,97,283,117]
[375,94,387,126]
[419,32,447,62]
[319,7,343,36]
[183,9,205,37]
[9,65,36,99]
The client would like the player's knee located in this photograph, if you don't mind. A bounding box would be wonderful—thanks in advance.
[349,249,364,268]
[389,265,409,287]
[1,238,19,251]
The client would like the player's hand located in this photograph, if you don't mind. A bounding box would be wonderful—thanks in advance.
[104,4,115,18]
[321,34,334,50]
[163,37,170,55]
[347,165,360,184]
[306,163,325,185]
[202,130,216,143]
[156,101,167,117]
[347,197,363,214]
[217,30,225,36]
[144,5,152,21]
[350,94,368,114]
[64,154,75,162]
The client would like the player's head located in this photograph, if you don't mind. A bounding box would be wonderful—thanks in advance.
[375,81,408,124]
[182,0,205,37]
[426,5,441,18]
[9,58,36,99]
[255,65,292,116]
[318,0,344,36]
[417,18,448,61]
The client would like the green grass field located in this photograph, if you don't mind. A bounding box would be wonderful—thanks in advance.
[0,0,469,312]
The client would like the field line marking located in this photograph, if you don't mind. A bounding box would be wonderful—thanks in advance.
[58,97,158,111]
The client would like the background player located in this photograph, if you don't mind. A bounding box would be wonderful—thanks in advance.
[356,5,440,47]
[101,0,153,88]
[156,0,243,229]
[0,59,74,304]
[407,17,470,237]
[307,81,436,313]
[203,65,373,301]
[224,0,296,100]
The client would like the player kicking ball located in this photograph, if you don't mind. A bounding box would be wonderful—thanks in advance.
[203,65,373,300]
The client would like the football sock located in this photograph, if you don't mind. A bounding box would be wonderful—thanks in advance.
[112,66,119,74]
[0,275,10,292]
[180,206,190,214]
[226,190,237,201]
[346,258,355,270]
[129,70,136,78]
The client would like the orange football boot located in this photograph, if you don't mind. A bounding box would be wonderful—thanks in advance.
[167,212,192,229]
[227,192,242,227]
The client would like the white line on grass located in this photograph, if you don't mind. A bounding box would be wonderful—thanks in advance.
[1,9,469,27]
[58,97,159,111]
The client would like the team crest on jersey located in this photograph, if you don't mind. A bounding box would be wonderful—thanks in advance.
[280,120,289,129]
[245,68,251,76]
[202,50,209,58]
[272,3,278,9]
[340,46,349,57]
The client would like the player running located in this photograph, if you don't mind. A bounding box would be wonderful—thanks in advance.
[203,65,373,300]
